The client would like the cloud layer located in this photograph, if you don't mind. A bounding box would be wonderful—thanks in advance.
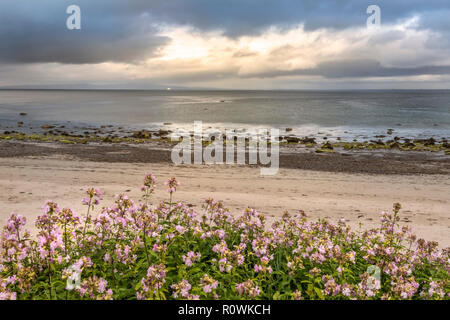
[1,1,450,89]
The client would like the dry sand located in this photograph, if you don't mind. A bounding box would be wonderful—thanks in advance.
[0,155,449,247]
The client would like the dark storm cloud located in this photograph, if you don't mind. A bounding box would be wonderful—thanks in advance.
[1,0,450,65]
[247,59,450,79]
[95,0,450,35]
[0,0,169,64]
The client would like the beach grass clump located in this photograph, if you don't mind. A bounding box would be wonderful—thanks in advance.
[0,174,448,300]
[0,132,174,146]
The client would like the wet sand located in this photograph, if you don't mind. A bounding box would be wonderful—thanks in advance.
[1,140,449,175]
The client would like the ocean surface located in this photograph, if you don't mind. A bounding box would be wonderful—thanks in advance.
[0,89,449,141]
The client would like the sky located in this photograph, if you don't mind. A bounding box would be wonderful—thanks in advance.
[1,1,450,90]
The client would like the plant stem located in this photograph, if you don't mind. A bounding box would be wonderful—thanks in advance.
[48,260,53,300]
[143,225,151,268]
[64,223,68,256]
[82,199,92,238]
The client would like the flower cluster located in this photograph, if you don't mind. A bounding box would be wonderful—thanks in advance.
[141,172,156,199]
[171,279,198,300]
[82,188,102,207]
[138,264,167,300]
[78,276,113,300]
[236,280,261,298]
[182,251,201,267]
[0,174,448,300]
[166,177,179,194]
[200,274,218,295]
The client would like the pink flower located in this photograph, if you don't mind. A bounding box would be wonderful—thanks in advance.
[182,251,201,267]
[142,173,156,194]
[165,177,180,194]
[175,225,186,234]
[98,278,108,293]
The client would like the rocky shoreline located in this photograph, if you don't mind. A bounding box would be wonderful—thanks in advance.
[1,121,449,155]
[1,119,449,175]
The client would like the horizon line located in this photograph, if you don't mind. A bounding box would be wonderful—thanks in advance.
[2,88,450,92]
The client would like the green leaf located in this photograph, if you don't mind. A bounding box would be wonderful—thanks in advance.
[315,288,324,300]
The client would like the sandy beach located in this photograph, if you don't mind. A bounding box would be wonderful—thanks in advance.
[0,152,448,247]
